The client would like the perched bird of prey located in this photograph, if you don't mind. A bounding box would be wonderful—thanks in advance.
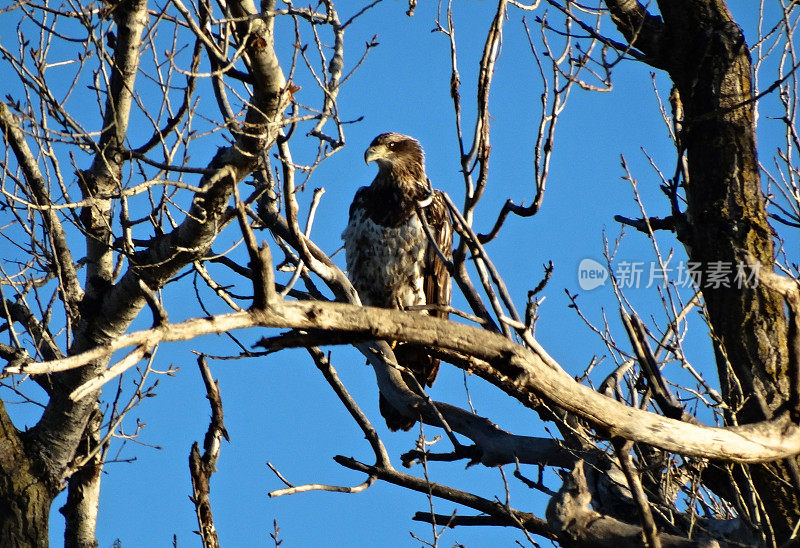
[342,133,453,431]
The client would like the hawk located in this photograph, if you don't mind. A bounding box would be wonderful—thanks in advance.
[342,133,453,431]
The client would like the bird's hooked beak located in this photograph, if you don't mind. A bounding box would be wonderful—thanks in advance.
[364,145,379,165]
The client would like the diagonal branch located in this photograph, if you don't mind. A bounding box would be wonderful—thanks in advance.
[234,189,276,310]
[603,0,667,69]
[0,104,83,316]
[267,347,383,497]
[305,347,391,468]
[611,439,661,548]
[620,310,704,426]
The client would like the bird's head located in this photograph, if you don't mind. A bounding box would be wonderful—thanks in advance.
[364,133,425,176]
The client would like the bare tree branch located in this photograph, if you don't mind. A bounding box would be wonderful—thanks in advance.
[546,461,708,548]
[12,300,800,463]
[189,356,229,548]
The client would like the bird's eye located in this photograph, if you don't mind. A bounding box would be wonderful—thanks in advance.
[387,142,395,150]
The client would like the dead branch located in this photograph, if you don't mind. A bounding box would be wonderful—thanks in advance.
[306,346,391,468]
[620,310,704,426]
[189,356,229,548]
[234,187,276,309]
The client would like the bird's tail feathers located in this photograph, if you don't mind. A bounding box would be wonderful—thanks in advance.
[379,393,416,432]
[378,344,440,431]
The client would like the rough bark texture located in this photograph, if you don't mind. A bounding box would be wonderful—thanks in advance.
[0,484,51,548]
[0,404,53,547]
[606,0,799,543]
[658,0,789,422]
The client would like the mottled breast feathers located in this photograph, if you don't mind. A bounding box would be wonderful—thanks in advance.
[343,185,452,313]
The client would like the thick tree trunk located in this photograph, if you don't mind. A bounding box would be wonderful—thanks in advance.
[662,5,798,543]
[0,394,54,547]
[0,417,53,547]
[0,483,52,548]
[661,1,789,424]
[61,407,102,548]
[606,0,799,543]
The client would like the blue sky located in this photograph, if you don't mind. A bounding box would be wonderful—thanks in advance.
[0,0,795,546]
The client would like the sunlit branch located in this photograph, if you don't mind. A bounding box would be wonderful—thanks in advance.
[12,298,800,463]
